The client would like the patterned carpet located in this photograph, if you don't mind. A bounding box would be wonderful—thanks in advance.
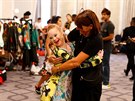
[0,53,134,101]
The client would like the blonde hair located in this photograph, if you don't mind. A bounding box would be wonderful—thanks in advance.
[47,24,62,33]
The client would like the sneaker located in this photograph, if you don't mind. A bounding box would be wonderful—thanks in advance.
[102,84,111,89]
[35,86,41,94]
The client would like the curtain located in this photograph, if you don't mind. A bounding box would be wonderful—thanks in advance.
[35,0,41,21]
[122,0,135,28]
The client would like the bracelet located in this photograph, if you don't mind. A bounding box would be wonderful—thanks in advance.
[56,66,60,72]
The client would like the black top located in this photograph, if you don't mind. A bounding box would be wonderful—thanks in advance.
[121,26,135,53]
[121,26,135,42]
[68,28,103,85]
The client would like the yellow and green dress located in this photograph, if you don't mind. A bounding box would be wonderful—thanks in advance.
[40,46,73,101]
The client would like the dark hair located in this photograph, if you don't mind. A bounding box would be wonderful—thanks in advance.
[38,17,41,20]
[101,8,111,16]
[131,17,135,26]
[47,19,52,24]
[72,14,77,21]
[75,9,100,36]
[51,16,61,24]
[24,11,31,16]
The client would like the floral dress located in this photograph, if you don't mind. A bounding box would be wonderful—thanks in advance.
[52,69,72,101]
[40,44,73,101]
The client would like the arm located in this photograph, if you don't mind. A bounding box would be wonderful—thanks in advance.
[102,33,114,41]
[51,51,89,74]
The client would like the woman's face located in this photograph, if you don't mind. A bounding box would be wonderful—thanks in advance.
[77,25,92,37]
[48,28,64,47]
[57,18,62,27]
[66,15,72,22]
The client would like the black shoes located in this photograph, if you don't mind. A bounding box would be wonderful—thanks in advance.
[124,69,128,76]
[35,86,41,95]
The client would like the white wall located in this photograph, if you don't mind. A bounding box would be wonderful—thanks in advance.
[0,0,37,21]
[1,0,14,18]
[14,0,37,21]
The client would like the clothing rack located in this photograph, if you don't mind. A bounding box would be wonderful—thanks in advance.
[0,18,14,20]
[0,18,16,66]
[0,17,15,21]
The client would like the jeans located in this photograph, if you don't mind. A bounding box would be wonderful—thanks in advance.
[102,42,111,85]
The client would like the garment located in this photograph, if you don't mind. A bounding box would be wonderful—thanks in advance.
[22,22,39,70]
[40,45,73,101]
[121,26,135,78]
[22,24,31,50]
[100,21,115,85]
[52,70,72,101]
[68,28,103,101]
[6,24,18,52]
[0,23,4,47]
[31,29,39,48]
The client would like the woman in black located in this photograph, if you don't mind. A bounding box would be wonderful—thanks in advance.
[51,9,103,101]
[121,17,135,81]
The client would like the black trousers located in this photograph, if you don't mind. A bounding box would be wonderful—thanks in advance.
[22,49,31,70]
[71,78,102,101]
[126,53,135,77]
[22,46,38,70]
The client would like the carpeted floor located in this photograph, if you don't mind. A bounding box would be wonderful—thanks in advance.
[0,53,134,101]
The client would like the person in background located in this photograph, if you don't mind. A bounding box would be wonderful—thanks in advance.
[64,14,72,29]
[121,17,135,81]
[64,14,72,35]
[34,17,44,49]
[23,11,31,20]
[51,16,62,27]
[69,14,77,31]
[34,17,43,31]
[21,11,33,71]
[51,9,103,101]
[100,8,115,89]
